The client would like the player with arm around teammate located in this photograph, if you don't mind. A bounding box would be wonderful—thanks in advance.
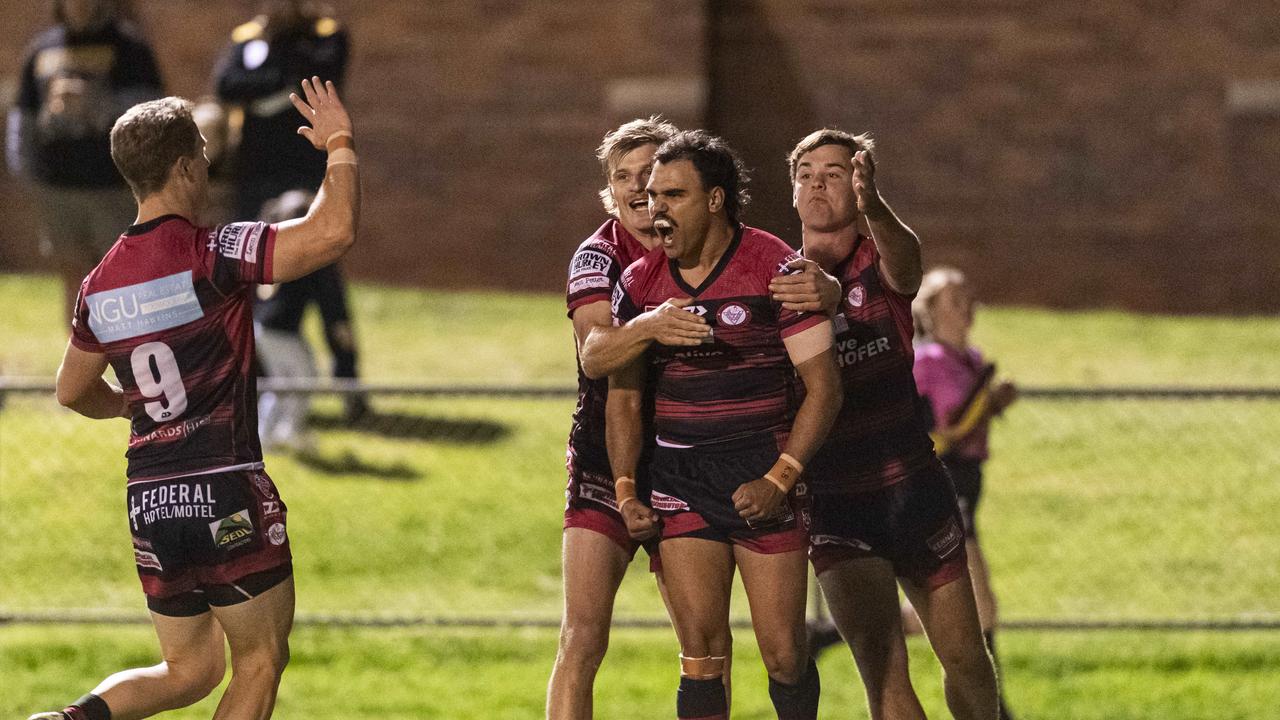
[35,77,357,720]
[608,131,842,720]
[789,128,999,720]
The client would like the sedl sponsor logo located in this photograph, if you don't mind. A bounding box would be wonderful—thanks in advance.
[209,510,255,550]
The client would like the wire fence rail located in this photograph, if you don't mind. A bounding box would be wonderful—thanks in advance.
[3,379,1279,633]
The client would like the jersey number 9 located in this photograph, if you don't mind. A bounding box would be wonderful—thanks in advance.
[131,342,188,422]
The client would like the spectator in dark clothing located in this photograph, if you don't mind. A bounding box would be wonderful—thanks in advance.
[214,0,348,219]
[6,0,163,318]
[255,189,366,452]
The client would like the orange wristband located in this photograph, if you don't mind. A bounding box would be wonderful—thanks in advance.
[325,130,355,150]
[615,476,638,511]
[763,453,803,493]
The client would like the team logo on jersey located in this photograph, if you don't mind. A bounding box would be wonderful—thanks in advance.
[846,284,866,308]
[253,473,275,498]
[717,302,751,326]
[268,522,287,546]
[570,250,613,279]
[209,510,254,550]
[85,271,203,343]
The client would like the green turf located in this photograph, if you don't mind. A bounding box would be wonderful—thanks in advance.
[3,272,1279,717]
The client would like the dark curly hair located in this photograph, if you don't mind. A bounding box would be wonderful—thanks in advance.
[654,130,751,225]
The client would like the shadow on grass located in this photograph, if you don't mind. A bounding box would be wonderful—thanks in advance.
[308,410,510,444]
[293,450,421,482]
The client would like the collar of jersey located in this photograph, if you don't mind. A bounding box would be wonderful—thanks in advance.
[668,224,743,297]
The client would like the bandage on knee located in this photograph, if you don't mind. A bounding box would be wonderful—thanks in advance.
[680,653,727,679]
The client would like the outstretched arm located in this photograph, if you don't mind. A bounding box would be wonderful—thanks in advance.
[854,149,922,296]
[272,77,360,283]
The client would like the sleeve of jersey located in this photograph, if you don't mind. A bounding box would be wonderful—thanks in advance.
[773,250,827,338]
[68,282,103,353]
[205,222,278,293]
[565,242,620,318]
[611,269,643,328]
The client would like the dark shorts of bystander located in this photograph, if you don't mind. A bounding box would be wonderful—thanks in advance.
[127,469,293,616]
[809,459,967,589]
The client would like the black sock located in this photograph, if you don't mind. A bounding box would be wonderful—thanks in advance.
[768,657,820,720]
[983,630,1015,720]
[677,676,727,719]
[64,694,111,720]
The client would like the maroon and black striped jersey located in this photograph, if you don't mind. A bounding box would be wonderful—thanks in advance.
[70,215,277,481]
[805,235,935,493]
[564,219,649,472]
[613,225,824,449]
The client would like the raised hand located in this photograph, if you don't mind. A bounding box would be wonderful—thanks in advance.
[852,149,885,218]
[290,76,353,150]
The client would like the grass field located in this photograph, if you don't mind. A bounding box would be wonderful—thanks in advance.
[2,273,1279,718]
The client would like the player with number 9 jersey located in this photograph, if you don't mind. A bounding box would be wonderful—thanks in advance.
[72,217,276,481]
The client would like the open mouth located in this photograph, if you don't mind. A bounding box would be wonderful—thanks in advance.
[653,218,674,240]
[627,198,648,211]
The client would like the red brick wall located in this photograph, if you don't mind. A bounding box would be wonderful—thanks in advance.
[2,2,1276,313]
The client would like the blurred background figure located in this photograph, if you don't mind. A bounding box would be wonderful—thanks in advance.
[214,0,347,219]
[256,189,366,454]
[912,266,1019,720]
[6,0,163,319]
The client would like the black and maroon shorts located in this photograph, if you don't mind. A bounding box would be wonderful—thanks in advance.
[809,458,967,589]
[126,467,292,616]
[647,436,809,554]
[563,448,659,564]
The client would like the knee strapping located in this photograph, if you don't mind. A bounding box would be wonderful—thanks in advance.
[679,653,727,680]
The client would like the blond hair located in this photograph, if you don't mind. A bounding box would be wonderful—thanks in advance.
[596,116,679,215]
[912,266,967,341]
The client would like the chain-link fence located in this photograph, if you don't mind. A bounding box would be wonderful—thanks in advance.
[2,380,1278,630]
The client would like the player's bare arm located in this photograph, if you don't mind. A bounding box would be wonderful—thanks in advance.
[854,149,923,295]
[273,77,360,283]
[769,257,842,314]
[733,321,842,522]
[55,342,128,420]
[605,358,660,540]
[579,297,710,379]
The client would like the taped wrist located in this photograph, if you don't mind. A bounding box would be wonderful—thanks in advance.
[615,476,638,512]
[763,453,803,494]
[325,130,354,150]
